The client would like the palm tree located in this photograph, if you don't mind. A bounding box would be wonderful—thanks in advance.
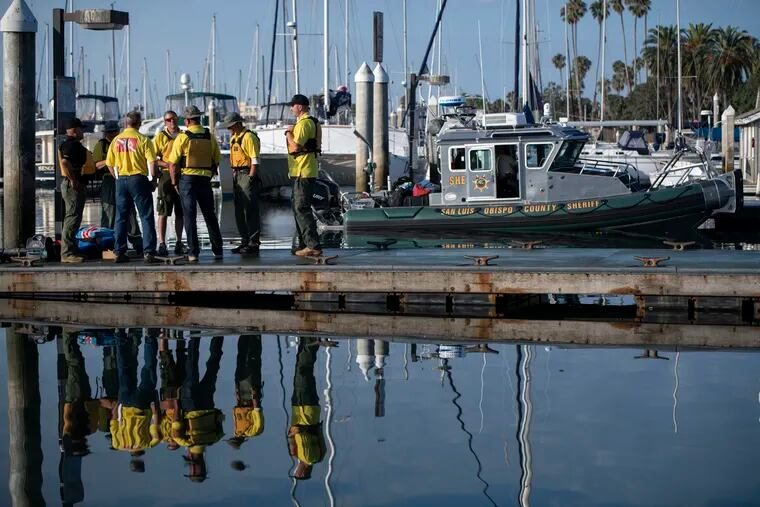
[709,26,757,107]
[572,55,593,119]
[640,0,652,81]
[683,23,715,121]
[590,0,610,115]
[626,0,649,86]
[561,0,587,116]
[552,53,567,87]
[610,0,630,92]
[642,25,679,124]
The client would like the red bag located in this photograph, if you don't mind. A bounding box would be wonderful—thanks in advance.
[412,184,431,197]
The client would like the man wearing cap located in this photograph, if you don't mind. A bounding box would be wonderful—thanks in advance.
[58,118,90,263]
[153,110,185,257]
[228,335,265,449]
[285,94,322,257]
[224,112,261,255]
[287,337,326,480]
[168,105,224,263]
[105,111,159,264]
[94,121,144,254]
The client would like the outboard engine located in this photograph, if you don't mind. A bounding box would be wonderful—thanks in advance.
[311,168,344,226]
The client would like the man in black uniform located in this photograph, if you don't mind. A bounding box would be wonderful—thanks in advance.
[58,118,89,263]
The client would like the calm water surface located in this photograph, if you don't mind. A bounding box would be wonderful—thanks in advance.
[0,328,759,506]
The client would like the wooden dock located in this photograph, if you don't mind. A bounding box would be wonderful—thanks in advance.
[1,298,758,349]
[1,247,759,298]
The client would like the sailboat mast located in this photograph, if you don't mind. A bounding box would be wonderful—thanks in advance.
[126,25,131,111]
[512,0,520,110]
[265,0,280,124]
[292,0,300,94]
[142,58,148,117]
[166,50,171,97]
[211,15,216,93]
[676,0,682,133]
[403,0,408,83]
[564,1,571,118]
[478,21,487,116]
[599,0,607,130]
[345,0,350,89]
[520,0,529,108]
[323,0,330,122]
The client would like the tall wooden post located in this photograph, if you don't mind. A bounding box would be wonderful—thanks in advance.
[2,0,37,248]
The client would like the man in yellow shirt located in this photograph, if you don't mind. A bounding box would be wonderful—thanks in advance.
[109,330,161,473]
[285,94,322,257]
[93,121,144,253]
[287,337,325,480]
[223,112,261,255]
[105,111,159,264]
[168,105,223,263]
[153,110,185,257]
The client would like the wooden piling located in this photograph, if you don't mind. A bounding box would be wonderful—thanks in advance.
[2,0,38,248]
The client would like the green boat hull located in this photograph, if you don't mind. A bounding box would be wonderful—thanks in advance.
[345,178,739,240]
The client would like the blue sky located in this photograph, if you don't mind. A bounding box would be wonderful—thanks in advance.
[3,0,760,112]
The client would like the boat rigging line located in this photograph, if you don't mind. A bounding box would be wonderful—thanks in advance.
[405,0,449,179]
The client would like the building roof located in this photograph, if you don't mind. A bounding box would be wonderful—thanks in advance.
[735,106,760,126]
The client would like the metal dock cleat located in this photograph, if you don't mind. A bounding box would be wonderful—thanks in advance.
[510,240,543,250]
[305,255,339,265]
[634,255,671,268]
[11,255,43,267]
[154,255,185,266]
[663,240,697,251]
[367,239,397,250]
[464,255,499,266]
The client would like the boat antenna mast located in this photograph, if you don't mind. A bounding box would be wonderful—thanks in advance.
[405,0,449,179]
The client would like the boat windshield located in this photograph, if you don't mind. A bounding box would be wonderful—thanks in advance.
[77,98,120,122]
[550,141,585,171]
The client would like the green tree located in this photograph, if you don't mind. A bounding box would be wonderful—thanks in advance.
[590,0,610,115]
[610,0,630,92]
[682,23,716,121]
[561,0,587,118]
[709,26,757,107]
[552,53,567,86]
[642,25,679,124]
[626,0,650,85]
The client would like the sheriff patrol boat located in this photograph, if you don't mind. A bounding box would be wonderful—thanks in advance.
[342,112,741,239]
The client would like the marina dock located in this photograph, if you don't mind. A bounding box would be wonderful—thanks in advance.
[2,247,759,298]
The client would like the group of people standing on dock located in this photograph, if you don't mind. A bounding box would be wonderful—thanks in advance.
[58,93,323,264]
[60,331,327,489]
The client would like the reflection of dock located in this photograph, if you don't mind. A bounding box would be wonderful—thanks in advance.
[2,299,759,349]
[1,248,760,297]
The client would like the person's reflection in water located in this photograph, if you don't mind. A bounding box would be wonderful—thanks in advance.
[110,329,160,473]
[159,331,187,451]
[61,330,98,506]
[229,335,265,454]
[97,335,120,445]
[287,337,326,480]
[175,336,225,483]
[63,330,98,456]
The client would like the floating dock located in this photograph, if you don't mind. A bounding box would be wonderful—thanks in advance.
[1,298,758,349]
[1,247,759,298]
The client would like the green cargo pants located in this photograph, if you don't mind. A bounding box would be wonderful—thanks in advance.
[61,179,86,258]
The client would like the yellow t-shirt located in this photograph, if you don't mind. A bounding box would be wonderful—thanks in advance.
[109,406,161,452]
[93,138,113,178]
[153,129,179,170]
[105,128,156,177]
[287,114,319,179]
[168,125,221,178]
[230,130,261,169]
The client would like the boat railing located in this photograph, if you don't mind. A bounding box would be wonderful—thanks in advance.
[649,148,718,190]
[576,157,636,178]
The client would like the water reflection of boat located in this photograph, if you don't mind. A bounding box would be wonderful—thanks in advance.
[340,116,740,239]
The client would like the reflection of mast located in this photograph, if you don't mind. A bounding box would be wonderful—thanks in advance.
[672,351,680,433]
[516,345,534,507]
[446,368,497,506]
[278,336,301,507]
[324,347,336,506]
